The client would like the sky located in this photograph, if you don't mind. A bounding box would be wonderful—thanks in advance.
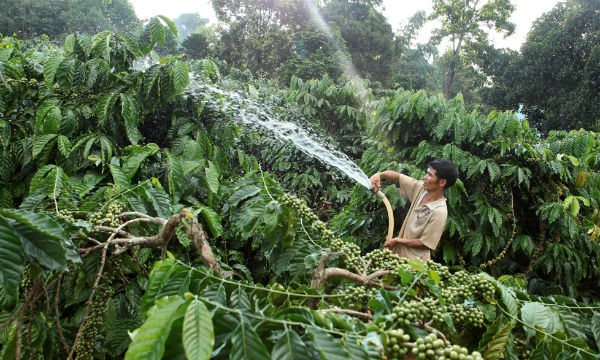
[128,0,563,51]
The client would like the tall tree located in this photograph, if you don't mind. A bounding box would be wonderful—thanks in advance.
[181,26,219,60]
[321,0,397,87]
[279,23,347,84]
[475,43,521,112]
[173,13,209,41]
[391,11,435,91]
[210,0,311,80]
[0,0,140,39]
[428,0,514,98]
[514,0,600,132]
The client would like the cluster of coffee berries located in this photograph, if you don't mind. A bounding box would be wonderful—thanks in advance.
[364,248,407,272]
[57,209,76,223]
[336,285,377,309]
[385,328,411,359]
[411,334,483,360]
[469,275,496,299]
[447,303,485,328]
[278,193,365,270]
[330,237,362,270]
[277,193,319,224]
[20,264,33,299]
[74,283,113,360]
[389,298,435,327]
[426,260,452,281]
[513,339,532,359]
[89,202,123,228]
[441,271,475,303]
[386,331,484,360]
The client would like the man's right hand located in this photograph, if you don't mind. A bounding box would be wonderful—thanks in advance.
[369,173,381,192]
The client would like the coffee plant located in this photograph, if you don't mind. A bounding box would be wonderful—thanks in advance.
[1,21,599,360]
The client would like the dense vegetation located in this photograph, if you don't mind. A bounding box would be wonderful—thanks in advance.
[1,0,600,359]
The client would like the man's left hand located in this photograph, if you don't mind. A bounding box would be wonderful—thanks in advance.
[384,237,399,249]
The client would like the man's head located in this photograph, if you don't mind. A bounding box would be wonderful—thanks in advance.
[427,159,458,190]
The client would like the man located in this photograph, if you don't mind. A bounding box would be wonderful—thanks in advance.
[369,159,458,260]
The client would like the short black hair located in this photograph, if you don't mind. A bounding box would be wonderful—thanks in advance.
[427,159,458,189]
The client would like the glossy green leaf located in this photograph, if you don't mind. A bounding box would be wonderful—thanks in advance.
[95,92,118,127]
[148,18,166,46]
[109,163,130,187]
[43,54,64,86]
[143,64,161,95]
[529,339,551,360]
[229,321,270,360]
[170,60,189,94]
[0,217,24,299]
[140,258,179,318]
[271,329,312,360]
[125,296,186,360]
[275,307,314,324]
[91,31,112,61]
[122,144,159,180]
[144,185,172,219]
[306,328,350,360]
[166,152,184,200]
[120,93,143,145]
[32,134,58,159]
[56,59,75,88]
[592,313,600,351]
[205,161,219,194]
[483,321,514,360]
[199,206,223,238]
[0,209,70,270]
[498,283,519,317]
[182,299,214,360]
[520,302,550,337]
[35,100,59,134]
[57,135,71,157]
[230,287,251,310]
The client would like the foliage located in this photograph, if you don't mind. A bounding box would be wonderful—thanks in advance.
[0,0,141,39]
[321,0,397,87]
[279,23,347,85]
[428,0,515,98]
[1,22,600,359]
[172,13,210,41]
[508,0,600,132]
[366,89,600,297]
[286,75,372,157]
[181,29,218,60]
[210,0,311,81]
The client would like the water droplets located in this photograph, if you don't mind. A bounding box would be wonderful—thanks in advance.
[185,76,373,190]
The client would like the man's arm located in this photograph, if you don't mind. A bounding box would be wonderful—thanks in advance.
[384,237,429,250]
[370,170,401,191]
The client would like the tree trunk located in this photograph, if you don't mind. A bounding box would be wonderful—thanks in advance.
[444,61,456,99]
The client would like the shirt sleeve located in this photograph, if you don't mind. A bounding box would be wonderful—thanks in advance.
[397,174,422,202]
[419,208,447,250]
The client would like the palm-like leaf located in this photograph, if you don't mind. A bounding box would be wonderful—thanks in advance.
[125,296,186,360]
[182,299,214,360]
[0,217,25,299]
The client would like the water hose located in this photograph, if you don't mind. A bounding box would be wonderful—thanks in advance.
[375,190,395,242]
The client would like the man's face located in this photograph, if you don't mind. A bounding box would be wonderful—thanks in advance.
[423,167,443,191]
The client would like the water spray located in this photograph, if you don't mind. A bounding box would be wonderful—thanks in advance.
[186,81,395,244]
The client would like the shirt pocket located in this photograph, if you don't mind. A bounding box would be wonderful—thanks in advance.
[414,207,433,226]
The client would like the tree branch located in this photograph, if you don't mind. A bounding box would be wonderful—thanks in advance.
[320,307,373,322]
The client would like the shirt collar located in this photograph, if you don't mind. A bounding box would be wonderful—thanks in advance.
[420,191,446,210]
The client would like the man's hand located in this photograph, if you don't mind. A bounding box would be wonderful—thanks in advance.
[369,172,382,192]
[384,237,399,249]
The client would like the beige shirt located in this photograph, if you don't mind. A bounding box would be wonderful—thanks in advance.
[392,174,447,260]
